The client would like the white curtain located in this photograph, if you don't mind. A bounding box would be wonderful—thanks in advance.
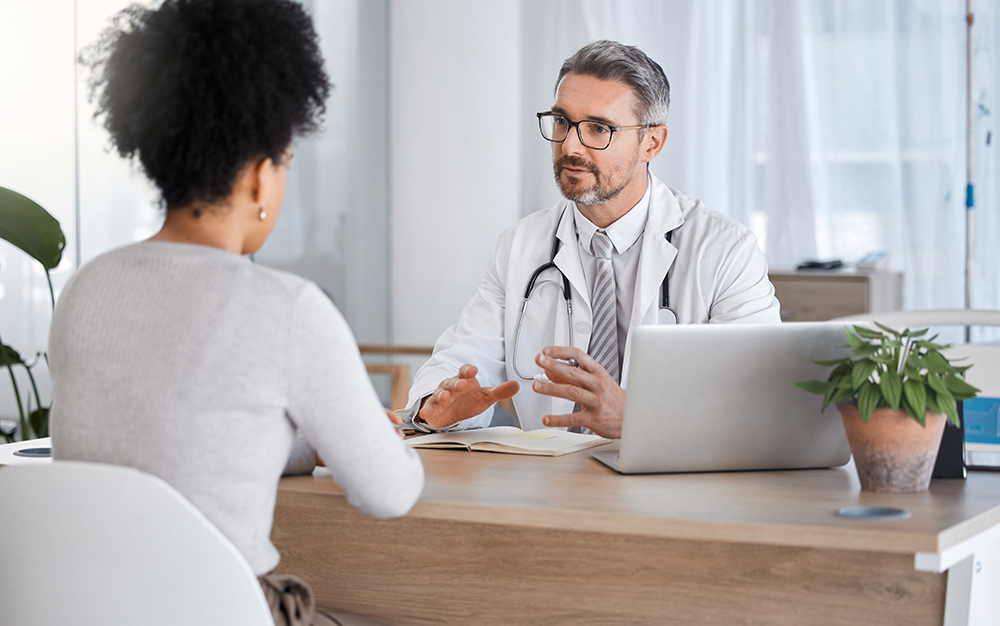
[522,0,999,340]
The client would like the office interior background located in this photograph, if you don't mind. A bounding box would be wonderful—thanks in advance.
[1,0,999,413]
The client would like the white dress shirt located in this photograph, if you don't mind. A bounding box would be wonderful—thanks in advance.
[572,176,652,376]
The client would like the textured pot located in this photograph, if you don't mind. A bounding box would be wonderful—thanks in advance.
[837,403,947,493]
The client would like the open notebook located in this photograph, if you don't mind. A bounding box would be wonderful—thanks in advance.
[407,426,610,457]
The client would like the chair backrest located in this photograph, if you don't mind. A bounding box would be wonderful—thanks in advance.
[0,461,274,626]
[830,309,1000,396]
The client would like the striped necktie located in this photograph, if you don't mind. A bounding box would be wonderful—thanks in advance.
[588,230,620,383]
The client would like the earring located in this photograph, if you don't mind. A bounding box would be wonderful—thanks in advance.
[259,206,267,220]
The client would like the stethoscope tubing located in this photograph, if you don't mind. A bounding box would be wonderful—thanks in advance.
[511,209,677,381]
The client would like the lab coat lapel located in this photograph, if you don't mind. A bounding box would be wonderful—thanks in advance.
[552,205,590,315]
[624,179,684,372]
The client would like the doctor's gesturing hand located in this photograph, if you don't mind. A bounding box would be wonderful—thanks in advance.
[418,364,520,429]
[533,346,625,439]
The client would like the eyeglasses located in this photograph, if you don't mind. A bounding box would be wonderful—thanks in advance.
[537,111,655,150]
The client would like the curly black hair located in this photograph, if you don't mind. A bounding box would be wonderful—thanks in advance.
[84,0,330,210]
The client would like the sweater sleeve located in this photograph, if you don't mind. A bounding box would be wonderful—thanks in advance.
[285,284,424,517]
[282,436,316,476]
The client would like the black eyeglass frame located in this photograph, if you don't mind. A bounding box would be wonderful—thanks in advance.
[536,111,657,150]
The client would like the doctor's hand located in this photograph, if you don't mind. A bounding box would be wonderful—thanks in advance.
[533,346,625,439]
[418,364,520,429]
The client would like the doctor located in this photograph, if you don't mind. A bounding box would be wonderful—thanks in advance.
[404,40,780,438]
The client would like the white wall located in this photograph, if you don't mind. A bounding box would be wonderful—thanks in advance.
[389,1,522,350]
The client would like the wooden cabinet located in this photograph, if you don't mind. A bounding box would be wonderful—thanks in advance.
[768,270,903,322]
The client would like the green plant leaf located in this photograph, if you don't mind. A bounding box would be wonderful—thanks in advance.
[922,351,952,374]
[926,372,948,396]
[933,386,960,427]
[829,385,856,406]
[916,340,949,352]
[927,388,942,412]
[0,186,65,271]
[812,358,849,367]
[796,380,829,395]
[943,399,960,428]
[901,395,926,427]
[851,359,878,390]
[874,321,901,337]
[878,369,902,410]
[903,378,927,425]
[943,374,979,400]
[852,344,881,357]
[853,326,886,340]
[909,327,930,337]
[822,378,840,411]
[28,407,49,439]
[858,381,881,422]
[830,362,852,380]
[0,343,25,367]
[844,327,863,349]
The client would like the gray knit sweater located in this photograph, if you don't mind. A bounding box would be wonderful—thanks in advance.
[49,241,424,575]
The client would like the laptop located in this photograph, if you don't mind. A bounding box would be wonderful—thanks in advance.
[590,322,852,474]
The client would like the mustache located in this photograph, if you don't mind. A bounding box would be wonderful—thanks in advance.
[556,156,597,174]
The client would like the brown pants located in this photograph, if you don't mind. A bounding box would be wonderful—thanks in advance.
[259,573,339,626]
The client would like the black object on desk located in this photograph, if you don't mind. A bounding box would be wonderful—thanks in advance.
[932,402,966,479]
[795,259,845,271]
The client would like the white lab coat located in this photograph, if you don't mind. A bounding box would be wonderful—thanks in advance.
[407,175,780,431]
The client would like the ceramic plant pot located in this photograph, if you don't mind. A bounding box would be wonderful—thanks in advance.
[837,402,947,493]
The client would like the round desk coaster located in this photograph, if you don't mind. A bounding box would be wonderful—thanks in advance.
[835,505,911,521]
[12,447,52,458]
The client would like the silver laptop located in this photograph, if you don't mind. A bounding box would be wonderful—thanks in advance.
[591,323,852,474]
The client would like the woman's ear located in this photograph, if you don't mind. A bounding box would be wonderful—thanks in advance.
[255,148,292,212]
[253,157,275,206]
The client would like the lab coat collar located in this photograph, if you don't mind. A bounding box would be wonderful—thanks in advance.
[553,205,590,312]
[625,175,684,356]
[553,173,684,321]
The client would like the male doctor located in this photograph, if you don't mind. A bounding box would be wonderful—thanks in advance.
[403,40,780,438]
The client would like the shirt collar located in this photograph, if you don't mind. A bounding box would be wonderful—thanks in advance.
[573,173,652,256]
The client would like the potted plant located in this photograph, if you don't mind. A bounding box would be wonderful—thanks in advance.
[797,323,979,493]
[0,185,66,443]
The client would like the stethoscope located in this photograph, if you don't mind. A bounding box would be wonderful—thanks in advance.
[511,212,677,381]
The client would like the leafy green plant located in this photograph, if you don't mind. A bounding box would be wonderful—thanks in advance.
[796,323,979,428]
[0,185,65,442]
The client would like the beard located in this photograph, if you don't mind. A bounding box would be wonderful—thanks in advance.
[553,155,633,205]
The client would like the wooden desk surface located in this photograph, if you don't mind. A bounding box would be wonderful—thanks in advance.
[274,448,1000,625]
[279,446,1000,556]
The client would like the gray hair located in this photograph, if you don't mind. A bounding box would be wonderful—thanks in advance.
[555,40,670,126]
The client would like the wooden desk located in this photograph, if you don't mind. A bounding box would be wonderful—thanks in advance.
[272,448,1000,625]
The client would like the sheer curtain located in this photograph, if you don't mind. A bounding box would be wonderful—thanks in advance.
[522,0,998,339]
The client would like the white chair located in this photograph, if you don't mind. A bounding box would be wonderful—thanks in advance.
[0,461,274,626]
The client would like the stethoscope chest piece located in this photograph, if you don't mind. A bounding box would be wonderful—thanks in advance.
[657,307,678,325]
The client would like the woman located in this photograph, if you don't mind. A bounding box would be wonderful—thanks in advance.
[48,1,423,624]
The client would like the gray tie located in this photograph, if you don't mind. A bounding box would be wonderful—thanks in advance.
[569,230,619,434]
[587,230,620,383]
